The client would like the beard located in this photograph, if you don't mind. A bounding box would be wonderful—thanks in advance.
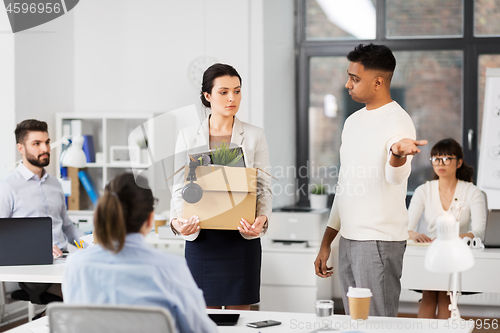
[26,151,50,168]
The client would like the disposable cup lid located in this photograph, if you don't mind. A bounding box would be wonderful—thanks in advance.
[346,286,372,298]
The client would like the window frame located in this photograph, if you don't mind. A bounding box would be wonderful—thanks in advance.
[295,0,500,205]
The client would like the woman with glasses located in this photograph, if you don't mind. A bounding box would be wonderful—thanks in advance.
[407,138,486,319]
[63,173,217,333]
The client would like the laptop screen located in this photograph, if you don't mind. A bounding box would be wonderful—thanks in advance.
[484,210,500,248]
[0,217,53,266]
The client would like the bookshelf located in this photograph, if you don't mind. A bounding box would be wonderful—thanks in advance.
[55,113,155,212]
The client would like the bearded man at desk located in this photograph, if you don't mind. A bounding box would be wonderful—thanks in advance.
[0,119,83,298]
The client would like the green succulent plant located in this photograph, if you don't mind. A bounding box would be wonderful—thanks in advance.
[211,141,243,167]
[310,183,327,195]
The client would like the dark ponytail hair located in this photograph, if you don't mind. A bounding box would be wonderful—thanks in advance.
[431,138,474,183]
[200,63,242,108]
[93,173,154,253]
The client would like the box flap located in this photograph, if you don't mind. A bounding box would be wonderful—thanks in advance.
[183,165,257,193]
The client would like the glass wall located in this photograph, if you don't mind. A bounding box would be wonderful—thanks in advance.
[386,0,463,38]
[306,0,376,40]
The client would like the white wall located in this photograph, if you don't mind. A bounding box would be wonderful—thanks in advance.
[71,0,295,209]
[4,0,296,209]
[0,8,17,179]
[14,11,75,177]
[72,0,258,124]
[263,0,296,208]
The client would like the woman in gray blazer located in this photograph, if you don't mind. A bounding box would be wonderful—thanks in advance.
[170,64,272,310]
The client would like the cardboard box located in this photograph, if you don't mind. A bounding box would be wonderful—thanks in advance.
[182,165,257,230]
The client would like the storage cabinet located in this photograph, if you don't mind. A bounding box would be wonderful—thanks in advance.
[260,246,333,313]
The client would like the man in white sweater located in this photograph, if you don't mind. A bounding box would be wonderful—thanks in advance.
[314,44,427,317]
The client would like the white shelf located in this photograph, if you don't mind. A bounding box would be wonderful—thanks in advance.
[107,163,150,169]
[56,112,155,211]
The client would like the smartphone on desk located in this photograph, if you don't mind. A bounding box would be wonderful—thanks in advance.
[247,320,281,328]
[53,253,68,260]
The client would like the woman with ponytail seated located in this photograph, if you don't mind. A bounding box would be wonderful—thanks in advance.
[62,173,217,333]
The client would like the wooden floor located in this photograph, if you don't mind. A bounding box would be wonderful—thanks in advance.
[0,318,27,333]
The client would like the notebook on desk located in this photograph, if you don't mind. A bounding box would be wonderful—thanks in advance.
[0,217,53,265]
[484,209,500,248]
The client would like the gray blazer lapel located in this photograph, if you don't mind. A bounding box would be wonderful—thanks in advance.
[231,116,247,166]
[195,117,210,149]
[231,116,244,147]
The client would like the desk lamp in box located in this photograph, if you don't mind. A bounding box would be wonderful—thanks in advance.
[57,136,87,168]
[424,209,474,319]
[12,136,86,169]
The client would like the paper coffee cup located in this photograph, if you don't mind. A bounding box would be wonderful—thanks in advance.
[346,287,372,320]
[154,214,167,233]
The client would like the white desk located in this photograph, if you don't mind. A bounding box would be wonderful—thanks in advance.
[0,234,181,285]
[0,259,66,321]
[0,259,65,284]
[4,309,474,333]
[401,245,500,293]
[144,232,184,247]
[0,233,185,285]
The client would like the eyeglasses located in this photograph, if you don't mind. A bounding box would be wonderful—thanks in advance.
[430,157,457,166]
[153,197,159,208]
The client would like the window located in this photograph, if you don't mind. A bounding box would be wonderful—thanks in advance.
[386,0,463,38]
[475,0,500,36]
[306,0,377,40]
[297,0,500,204]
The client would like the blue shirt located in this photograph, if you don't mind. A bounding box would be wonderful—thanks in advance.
[0,163,82,250]
[62,233,218,333]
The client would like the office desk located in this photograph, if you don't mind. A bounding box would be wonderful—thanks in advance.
[0,259,66,321]
[401,245,500,293]
[0,259,65,284]
[4,309,474,332]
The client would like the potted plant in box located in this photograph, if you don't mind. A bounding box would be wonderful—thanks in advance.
[310,183,328,210]
[210,141,244,167]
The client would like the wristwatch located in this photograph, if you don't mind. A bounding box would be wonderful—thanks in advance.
[390,147,406,159]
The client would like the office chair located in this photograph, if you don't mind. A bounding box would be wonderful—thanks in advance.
[47,303,177,333]
[10,282,62,321]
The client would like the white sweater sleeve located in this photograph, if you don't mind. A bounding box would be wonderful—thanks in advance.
[384,112,416,185]
[385,136,413,185]
[327,193,341,231]
[408,185,426,232]
[468,188,487,240]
